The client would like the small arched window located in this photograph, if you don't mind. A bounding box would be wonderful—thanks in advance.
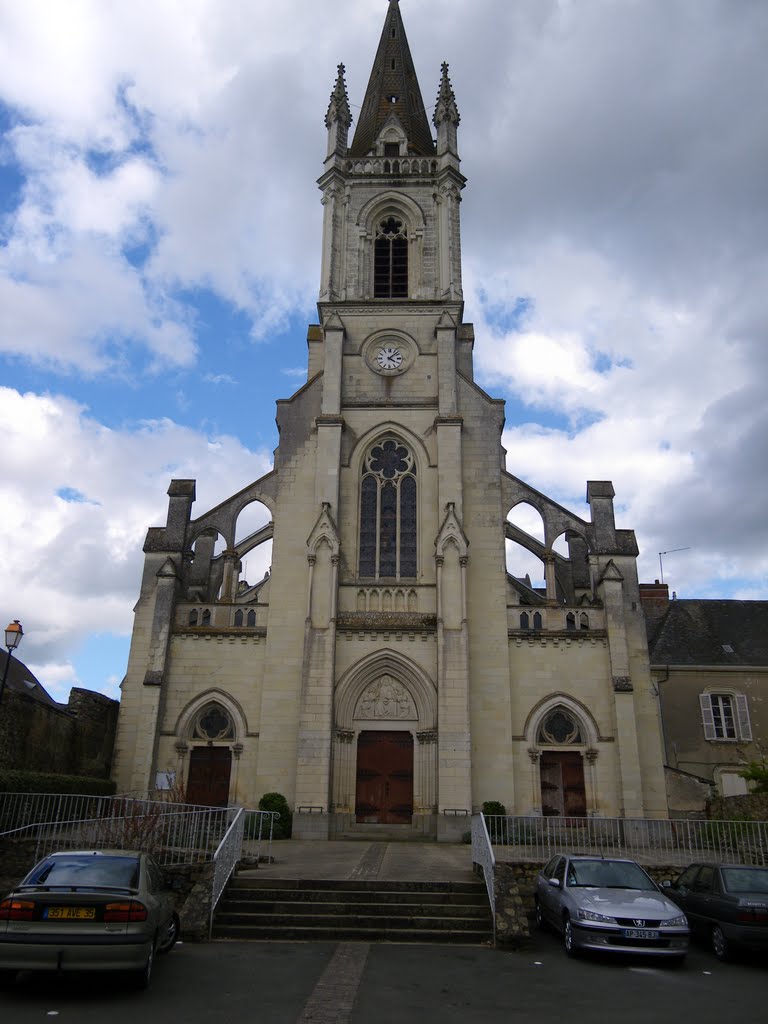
[520,612,530,630]
[532,611,542,630]
[566,612,576,630]
[234,609,244,627]
[580,612,589,630]
[247,609,256,627]
[374,217,408,298]
[359,437,417,579]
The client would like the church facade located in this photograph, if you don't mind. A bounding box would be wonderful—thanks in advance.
[112,1,668,840]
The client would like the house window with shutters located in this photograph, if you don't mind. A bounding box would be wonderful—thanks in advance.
[699,691,752,742]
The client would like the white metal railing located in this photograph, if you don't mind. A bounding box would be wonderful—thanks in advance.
[0,793,238,865]
[209,808,246,937]
[483,815,768,866]
[471,813,496,940]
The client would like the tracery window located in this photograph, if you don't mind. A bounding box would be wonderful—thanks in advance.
[193,702,234,741]
[538,708,583,745]
[359,438,417,579]
[374,216,408,298]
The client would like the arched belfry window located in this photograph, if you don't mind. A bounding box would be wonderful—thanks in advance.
[359,437,417,579]
[374,217,408,298]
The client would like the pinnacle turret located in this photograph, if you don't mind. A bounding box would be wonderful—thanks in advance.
[325,63,352,159]
[433,62,460,159]
[434,63,460,128]
[325,63,352,130]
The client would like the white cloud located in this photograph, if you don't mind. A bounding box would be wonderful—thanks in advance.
[0,0,766,699]
[0,386,272,674]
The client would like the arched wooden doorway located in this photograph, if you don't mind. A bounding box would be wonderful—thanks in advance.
[355,730,414,824]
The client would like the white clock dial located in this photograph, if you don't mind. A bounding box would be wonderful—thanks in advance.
[376,346,403,370]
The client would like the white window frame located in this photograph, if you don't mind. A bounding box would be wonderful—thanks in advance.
[699,691,752,742]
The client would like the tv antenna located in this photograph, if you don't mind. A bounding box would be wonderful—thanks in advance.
[658,547,690,584]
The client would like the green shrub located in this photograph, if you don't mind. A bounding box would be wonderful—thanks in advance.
[481,800,507,817]
[257,792,292,839]
[0,771,116,796]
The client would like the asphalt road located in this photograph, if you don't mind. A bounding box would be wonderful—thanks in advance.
[1,930,766,1024]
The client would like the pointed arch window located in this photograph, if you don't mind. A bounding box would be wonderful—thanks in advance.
[374,217,408,298]
[359,437,417,579]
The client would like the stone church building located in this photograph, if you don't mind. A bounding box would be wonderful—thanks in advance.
[113,1,668,839]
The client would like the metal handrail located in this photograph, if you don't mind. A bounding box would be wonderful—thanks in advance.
[483,815,768,866]
[471,812,496,942]
[209,808,246,938]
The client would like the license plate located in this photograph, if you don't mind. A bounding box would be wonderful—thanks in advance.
[622,928,659,939]
[45,906,96,920]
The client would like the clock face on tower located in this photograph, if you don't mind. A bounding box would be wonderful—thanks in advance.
[376,346,403,371]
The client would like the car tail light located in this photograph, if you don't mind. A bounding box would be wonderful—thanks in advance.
[736,908,768,924]
[104,901,148,922]
[0,899,35,921]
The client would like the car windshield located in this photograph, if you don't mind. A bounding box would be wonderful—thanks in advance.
[721,867,768,894]
[25,855,140,890]
[567,859,654,890]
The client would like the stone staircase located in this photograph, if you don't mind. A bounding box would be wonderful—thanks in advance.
[212,876,493,944]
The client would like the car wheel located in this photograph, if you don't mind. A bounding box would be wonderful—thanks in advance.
[157,914,180,955]
[712,925,729,962]
[563,916,579,958]
[132,941,155,990]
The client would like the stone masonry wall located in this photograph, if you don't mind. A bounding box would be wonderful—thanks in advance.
[0,688,118,777]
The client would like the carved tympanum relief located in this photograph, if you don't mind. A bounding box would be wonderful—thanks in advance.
[354,675,417,720]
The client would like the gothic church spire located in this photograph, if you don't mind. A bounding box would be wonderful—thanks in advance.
[349,0,435,157]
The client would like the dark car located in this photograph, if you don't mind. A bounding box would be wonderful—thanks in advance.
[535,854,689,960]
[0,849,180,989]
[664,862,768,961]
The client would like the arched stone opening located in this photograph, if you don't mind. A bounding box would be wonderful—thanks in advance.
[525,696,601,818]
[174,690,248,807]
[332,652,437,833]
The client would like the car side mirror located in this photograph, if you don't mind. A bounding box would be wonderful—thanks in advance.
[548,877,561,889]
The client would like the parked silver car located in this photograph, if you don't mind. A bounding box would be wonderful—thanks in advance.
[0,849,180,989]
[535,854,689,959]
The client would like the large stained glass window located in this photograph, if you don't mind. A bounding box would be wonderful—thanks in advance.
[358,437,417,579]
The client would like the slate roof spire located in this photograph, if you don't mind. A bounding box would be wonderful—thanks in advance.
[349,0,436,157]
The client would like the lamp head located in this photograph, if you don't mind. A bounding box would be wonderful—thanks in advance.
[4,620,23,651]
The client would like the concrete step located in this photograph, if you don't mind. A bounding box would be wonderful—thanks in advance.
[212,876,493,945]
[213,923,493,943]
[220,893,488,912]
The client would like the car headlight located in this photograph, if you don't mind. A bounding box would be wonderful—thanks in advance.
[665,914,688,928]
[576,909,617,924]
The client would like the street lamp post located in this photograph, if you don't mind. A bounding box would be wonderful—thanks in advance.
[0,620,24,706]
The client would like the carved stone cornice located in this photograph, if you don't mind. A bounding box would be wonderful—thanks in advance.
[336,612,437,631]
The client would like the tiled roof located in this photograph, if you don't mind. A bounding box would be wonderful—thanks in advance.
[349,0,435,157]
[647,599,768,666]
[0,650,59,706]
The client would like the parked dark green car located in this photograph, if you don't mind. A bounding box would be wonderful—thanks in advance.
[664,863,768,961]
[0,849,180,989]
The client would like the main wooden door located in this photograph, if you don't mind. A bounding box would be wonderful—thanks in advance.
[355,731,414,824]
[186,746,232,806]
[540,751,586,817]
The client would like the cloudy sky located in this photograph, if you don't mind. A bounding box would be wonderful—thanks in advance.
[1,0,766,703]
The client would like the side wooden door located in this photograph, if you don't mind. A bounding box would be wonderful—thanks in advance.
[186,746,232,806]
